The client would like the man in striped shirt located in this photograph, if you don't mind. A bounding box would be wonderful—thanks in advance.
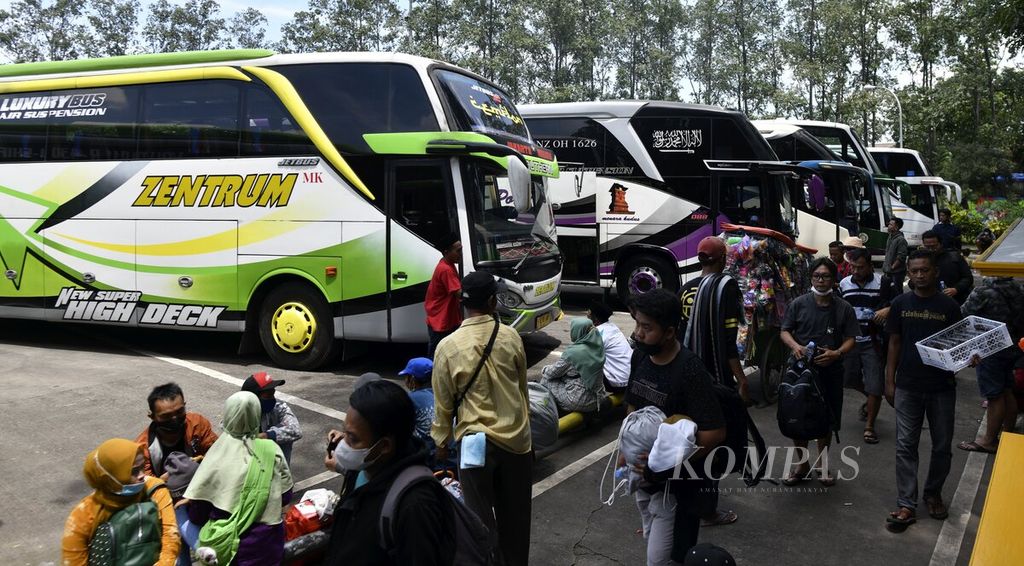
[839,248,892,444]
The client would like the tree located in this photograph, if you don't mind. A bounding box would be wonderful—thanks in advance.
[226,8,269,49]
[143,0,227,53]
[279,0,402,53]
[0,0,89,62]
[85,0,141,57]
[403,0,460,61]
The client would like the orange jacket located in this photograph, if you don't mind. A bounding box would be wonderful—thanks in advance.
[135,412,218,477]
[61,476,179,566]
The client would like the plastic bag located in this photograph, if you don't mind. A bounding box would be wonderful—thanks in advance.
[528,382,559,450]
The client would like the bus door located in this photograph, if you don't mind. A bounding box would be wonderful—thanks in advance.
[900,182,937,221]
[550,170,599,284]
[386,159,458,341]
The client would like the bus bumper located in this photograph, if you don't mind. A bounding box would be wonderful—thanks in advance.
[500,296,563,334]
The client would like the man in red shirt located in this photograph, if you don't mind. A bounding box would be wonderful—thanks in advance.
[425,234,463,357]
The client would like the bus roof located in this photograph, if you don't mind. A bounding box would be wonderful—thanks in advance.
[519,100,748,120]
[0,50,489,84]
[868,147,923,157]
[752,121,803,139]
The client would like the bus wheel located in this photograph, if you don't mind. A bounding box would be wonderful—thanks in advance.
[616,254,678,300]
[258,282,336,370]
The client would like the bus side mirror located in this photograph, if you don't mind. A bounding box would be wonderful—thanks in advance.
[507,157,531,213]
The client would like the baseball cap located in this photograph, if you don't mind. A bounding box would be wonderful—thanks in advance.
[242,371,285,393]
[697,236,727,261]
[842,235,866,249]
[461,271,505,307]
[399,357,434,382]
[683,543,736,566]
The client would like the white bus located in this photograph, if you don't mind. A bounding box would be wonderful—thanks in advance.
[0,49,562,369]
[869,147,963,244]
[521,101,799,298]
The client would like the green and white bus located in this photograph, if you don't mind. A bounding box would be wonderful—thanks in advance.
[0,50,562,369]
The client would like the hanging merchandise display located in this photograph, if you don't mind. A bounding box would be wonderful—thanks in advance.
[721,229,813,362]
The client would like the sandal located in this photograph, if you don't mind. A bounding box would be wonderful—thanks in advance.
[782,466,812,486]
[818,471,836,487]
[886,507,916,533]
[957,440,996,454]
[864,428,879,444]
[700,510,738,527]
[924,495,949,520]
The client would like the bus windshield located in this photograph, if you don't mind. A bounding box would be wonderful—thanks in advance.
[462,159,558,267]
[873,151,927,177]
[435,70,531,143]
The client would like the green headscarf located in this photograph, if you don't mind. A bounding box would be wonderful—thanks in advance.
[562,317,605,390]
[184,391,293,526]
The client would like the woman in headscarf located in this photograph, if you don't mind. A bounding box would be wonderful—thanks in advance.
[62,438,180,565]
[541,317,607,413]
[184,391,293,566]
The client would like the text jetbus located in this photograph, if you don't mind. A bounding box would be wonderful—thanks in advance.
[0,50,562,369]
[520,101,798,298]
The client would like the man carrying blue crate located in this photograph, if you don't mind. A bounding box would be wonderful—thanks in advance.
[956,277,1024,454]
[883,249,965,533]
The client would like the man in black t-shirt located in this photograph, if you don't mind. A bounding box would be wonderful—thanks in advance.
[884,249,964,533]
[624,289,726,564]
[780,258,859,487]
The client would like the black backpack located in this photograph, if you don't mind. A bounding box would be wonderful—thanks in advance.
[777,363,833,442]
[379,465,495,565]
[709,382,769,487]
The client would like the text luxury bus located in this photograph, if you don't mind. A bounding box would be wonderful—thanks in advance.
[869,146,963,241]
[0,50,562,369]
[520,101,799,299]
[755,121,893,254]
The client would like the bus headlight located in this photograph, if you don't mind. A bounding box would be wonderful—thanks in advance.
[496,291,524,309]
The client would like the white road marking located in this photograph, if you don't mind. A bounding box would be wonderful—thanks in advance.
[929,416,988,565]
[131,347,347,422]
[294,470,341,492]
[532,439,617,499]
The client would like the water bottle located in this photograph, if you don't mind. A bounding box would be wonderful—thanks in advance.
[615,465,629,482]
[940,281,947,291]
[806,341,816,361]
[796,341,816,370]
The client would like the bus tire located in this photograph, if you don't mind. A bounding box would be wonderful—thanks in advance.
[615,254,679,300]
[258,282,336,370]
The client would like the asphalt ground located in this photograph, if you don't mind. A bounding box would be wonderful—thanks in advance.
[0,286,1001,565]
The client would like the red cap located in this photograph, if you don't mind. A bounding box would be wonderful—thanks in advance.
[242,371,286,393]
[697,236,726,261]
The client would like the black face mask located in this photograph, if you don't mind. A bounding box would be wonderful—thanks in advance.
[634,341,663,356]
[155,416,185,434]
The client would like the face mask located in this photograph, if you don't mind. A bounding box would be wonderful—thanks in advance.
[94,453,144,496]
[155,417,185,434]
[634,340,663,356]
[260,399,276,414]
[333,438,382,472]
[115,481,146,496]
[811,287,833,297]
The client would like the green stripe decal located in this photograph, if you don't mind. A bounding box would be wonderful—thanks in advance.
[0,49,274,79]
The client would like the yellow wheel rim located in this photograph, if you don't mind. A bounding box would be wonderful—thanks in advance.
[271,301,317,353]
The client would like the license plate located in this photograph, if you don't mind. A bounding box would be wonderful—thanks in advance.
[535,312,552,330]
[534,281,556,296]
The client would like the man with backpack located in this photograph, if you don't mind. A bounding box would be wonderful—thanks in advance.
[779,258,859,486]
[957,276,1024,454]
[884,250,965,533]
[623,289,726,564]
[679,235,745,527]
[432,271,532,566]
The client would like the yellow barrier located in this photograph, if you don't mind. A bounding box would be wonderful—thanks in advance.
[970,432,1024,565]
[557,393,625,435]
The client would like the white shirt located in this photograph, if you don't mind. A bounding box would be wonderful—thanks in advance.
[596,322,632,387]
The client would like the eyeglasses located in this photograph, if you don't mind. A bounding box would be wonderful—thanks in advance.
[811,273,833,281]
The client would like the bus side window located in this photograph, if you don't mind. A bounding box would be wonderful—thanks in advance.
[138,81,240,159]
[719,176,763,226]
[391,162,454,247]
[46,86,139,161]
[241,86,316,156]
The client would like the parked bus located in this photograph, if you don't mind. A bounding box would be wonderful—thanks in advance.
[773,119,916,246]
[520,101,798,298]
[0,50,562,369]
[755,121,893,253]
[869,147,963,245]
